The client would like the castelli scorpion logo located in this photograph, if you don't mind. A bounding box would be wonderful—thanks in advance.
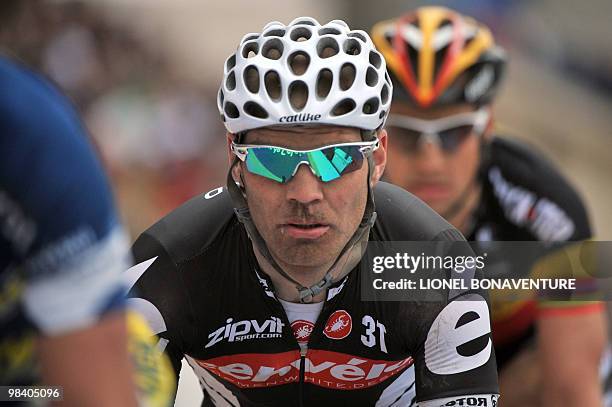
[291,320,314,344]
[323,310,352,340]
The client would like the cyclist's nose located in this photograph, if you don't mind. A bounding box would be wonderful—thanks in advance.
[415,141,445,172]
[285,164,324,204]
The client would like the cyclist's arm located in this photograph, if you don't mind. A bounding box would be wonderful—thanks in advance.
[18,169,139,406]
[538,306,606,406]
[4,64,140,404]
[531,235,606,406]
[38,312,138,407]
[411,296,499,406]
[126,231,192,397]
[407,239,499,405]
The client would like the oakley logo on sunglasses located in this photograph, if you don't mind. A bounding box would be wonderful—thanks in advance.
[279,113,322,123]
[232,139,379,184]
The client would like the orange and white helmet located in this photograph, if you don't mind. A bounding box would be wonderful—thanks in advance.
[371,6,506,108]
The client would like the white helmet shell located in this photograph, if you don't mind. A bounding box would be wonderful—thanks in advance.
[218,17,392,134]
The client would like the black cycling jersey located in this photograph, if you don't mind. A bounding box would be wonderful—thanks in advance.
[469,136,592,367]
[126,182,498,407]
[471,137,590,243]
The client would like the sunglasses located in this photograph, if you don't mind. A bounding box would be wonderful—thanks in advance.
[231,139,380,184]
[385,109,489,153]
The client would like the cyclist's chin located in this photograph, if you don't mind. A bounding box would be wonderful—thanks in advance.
[274,237,343,270]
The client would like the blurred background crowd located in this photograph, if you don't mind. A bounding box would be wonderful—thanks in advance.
[1,0,610,239]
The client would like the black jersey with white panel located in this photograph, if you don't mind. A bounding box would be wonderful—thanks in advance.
[126,181,498,406]
[471,137,591,243]
[469,136,592,367]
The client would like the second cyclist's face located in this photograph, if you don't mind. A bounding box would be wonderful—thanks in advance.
[231,126,386,271]
[385,103,482,217]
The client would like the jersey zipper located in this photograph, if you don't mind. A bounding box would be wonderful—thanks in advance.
[298,346,306,407]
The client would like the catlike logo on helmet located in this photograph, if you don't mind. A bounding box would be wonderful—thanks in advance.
[324,310,352,340]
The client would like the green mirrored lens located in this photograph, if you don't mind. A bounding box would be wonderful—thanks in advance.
[308,147,356,182]
[246,147,305,183]
[244,145,363,183]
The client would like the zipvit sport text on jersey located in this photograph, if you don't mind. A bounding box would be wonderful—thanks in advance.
[205,317,285,348]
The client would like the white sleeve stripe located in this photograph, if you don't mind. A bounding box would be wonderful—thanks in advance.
[185,355,240,406]
[123,256,158,293]
[22,226,130,335]
[126,297,166,335]
[375,364,415,407]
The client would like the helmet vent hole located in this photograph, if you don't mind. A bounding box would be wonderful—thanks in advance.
[218,89,224,106]
[339,63,356,91]
[293,19,316,26]
[366,67,378,87]
[383,33,393,47]
[264,71,282,101]
[262,39,284,60]
[244,66,260,93]
[439,19,453,29]
[317,37,339,58]
[226,55,236,71]
[380,84,390,105]
[332,99,356,116]
[244,102,269,119]
[290,27,312,42]
[464,36,476,49]
[379,110,386,120]
[263,28,286,37]
[242,34,259,43]
[319,27,341,36]
[316,69,333,99]
[289,80,308,111]
[348,32,367,42]
[226,70,236,91]
[289,52,310,76]
[224,102,239,119]
[362,97,380,115]
[369,51,382,69]
[343,39,361,55]
[242,42,259,59]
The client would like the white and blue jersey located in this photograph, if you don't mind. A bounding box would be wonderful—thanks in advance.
[0,56,130,385]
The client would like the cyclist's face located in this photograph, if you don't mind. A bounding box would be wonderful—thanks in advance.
[385,103,485,217]
[230,126,387,271]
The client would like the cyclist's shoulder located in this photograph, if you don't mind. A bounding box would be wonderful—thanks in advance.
[0,56,121,273]
[487,136,576,194]
[373,182,464,241]
[0,56,75,122]
[0,56,104,197]
[483,136,591,239]
[133,187,238,265]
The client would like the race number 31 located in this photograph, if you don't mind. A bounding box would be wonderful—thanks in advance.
[361,315,387,353]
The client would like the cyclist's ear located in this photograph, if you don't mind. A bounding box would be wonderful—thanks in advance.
[227,132,244,186]
[483,106,495,141]
[370,129,387,186]
[226,133,236,164]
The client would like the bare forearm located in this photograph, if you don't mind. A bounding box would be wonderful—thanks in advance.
[542,374,602,407]
[38,311,138,407]
[538,309,607,407]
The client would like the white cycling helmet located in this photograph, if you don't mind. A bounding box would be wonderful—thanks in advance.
[218,17,392,134]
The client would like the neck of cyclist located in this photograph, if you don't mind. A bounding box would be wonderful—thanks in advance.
[252,242,363,303]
